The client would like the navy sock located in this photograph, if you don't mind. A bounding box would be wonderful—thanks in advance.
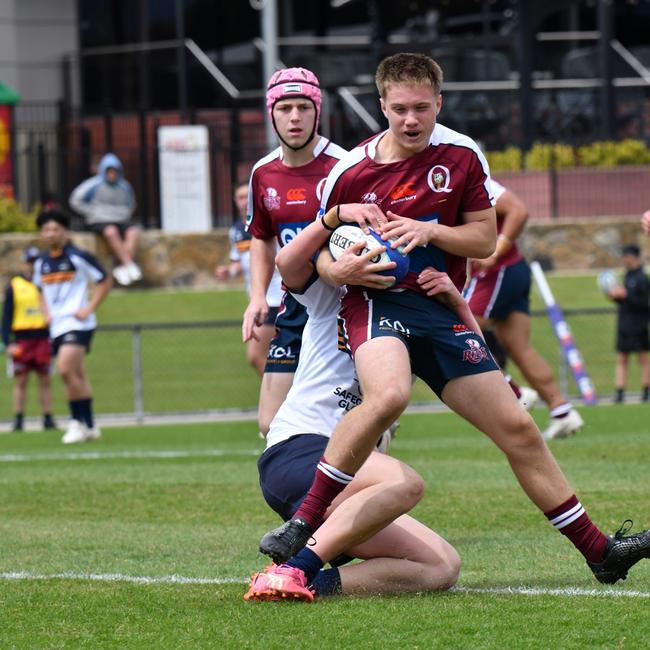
[285,547,323,585]
[78,398,94,428]
[69,400,84,422]
[311,567,342,596]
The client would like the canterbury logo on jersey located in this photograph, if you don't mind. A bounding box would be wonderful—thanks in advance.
[390,182,416,200]
[286,188,307,201]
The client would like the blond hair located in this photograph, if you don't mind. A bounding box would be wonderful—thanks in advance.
[375,53,443,98]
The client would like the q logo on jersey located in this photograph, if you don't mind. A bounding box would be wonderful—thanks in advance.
[427,165,452,193]
[279,220,311,246]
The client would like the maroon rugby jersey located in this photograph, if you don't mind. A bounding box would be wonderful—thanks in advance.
[320,123,495,294]
[247,137,347,247]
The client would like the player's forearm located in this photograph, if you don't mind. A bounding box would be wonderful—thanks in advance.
[432,219,496,259]
[315,248,344,288]
[88,278,112,312]
[453,299,483,337]
[249,237,276,300]
[276,219,331,289]
[496,191,528,245]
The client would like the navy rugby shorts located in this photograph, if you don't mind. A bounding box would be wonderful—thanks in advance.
[52,329,95,356]
[339,288,499,398]
[464,258,531,320]
[264,292,308,374]
[258,433,326,521]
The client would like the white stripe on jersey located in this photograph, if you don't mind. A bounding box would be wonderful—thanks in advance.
[491,179,507,202]
[484,266,506,318]
[319,145,366,213]
[246,147,282,228]
[429,123,495,205]
[365,291,373,342]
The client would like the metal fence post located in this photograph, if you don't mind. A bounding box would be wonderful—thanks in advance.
[132,325,144,423]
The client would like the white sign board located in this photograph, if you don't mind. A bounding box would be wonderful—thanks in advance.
[158,125,212,232]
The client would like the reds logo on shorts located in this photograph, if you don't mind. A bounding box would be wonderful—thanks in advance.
[462,338,488,364]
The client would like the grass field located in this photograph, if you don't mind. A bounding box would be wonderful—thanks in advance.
[0,271,629,423]
[1,404,649,648]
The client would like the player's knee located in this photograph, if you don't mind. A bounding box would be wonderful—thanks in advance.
[103,224,119,238]
[437,548,461,590]
[398,466,425,508]
[420,548,461,592]
[245,348,263,372]
[502,410,544,452]
[57,364,72,380]
[365,385,409,422]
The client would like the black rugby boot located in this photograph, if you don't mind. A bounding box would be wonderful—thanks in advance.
[588,520,650,584]
[259,517,313,564]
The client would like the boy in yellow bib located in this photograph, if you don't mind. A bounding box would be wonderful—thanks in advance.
[1,246,56,431]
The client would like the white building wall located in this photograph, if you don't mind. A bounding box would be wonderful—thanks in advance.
[0,0,78,103]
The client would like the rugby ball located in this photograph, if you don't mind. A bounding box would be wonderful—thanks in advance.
[328,224,410,285]
[597,269,619,295]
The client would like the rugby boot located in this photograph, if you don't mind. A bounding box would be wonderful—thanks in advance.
[243,564,314,602]
[259,517,313,564]
[587,520,650,584]
[518,387,539,411]
[376,420,400,453]
[542,408,583,440]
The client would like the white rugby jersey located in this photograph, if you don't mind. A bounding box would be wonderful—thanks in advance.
[265,278,359,449]
[33,242,107,338]
[228,220,283,307]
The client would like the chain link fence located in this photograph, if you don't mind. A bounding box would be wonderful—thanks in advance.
[1,306,633,426]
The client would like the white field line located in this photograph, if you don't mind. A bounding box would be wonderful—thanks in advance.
[1,571,649,598]
[0,449,260,463]
[453,586,650,598]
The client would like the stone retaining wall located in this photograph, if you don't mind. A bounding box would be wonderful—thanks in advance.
[1,217,648,288]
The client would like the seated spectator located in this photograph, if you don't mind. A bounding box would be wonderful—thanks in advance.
[69,153,141,286]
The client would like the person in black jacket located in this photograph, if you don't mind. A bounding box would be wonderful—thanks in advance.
[605,244,650,403]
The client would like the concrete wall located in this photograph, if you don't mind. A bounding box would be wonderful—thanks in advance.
[1,217,649,289]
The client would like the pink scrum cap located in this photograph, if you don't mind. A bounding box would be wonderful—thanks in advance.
[266,67,322,148]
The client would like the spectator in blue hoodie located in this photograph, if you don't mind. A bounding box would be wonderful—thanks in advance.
[69,153,142,286]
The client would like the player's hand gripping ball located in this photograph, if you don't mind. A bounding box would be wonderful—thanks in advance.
[328,224,410,285]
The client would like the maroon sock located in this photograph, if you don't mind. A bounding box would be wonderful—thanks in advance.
[545,495,608,564]
[293,457,354,530]
[506,375,522,399]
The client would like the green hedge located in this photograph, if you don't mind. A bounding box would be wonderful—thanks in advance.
[486,139,650,173]
[0,198,38,233]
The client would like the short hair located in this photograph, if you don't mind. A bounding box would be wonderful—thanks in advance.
[375,53,443,98]
[36,209,70,229]
[622,243,641,257]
